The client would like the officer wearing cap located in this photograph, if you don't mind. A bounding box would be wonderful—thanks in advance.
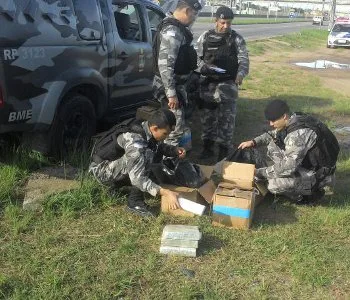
[153,0,202,146]
[238,100,338,204]
[197,6,249,161]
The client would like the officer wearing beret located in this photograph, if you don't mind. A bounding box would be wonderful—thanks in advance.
[153,0,202,146]
[197,6,249,161]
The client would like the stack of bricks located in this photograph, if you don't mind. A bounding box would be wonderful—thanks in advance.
[159,225,201,257]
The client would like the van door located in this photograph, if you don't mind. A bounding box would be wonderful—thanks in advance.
[145,5,165,46]
[109,0,152,112]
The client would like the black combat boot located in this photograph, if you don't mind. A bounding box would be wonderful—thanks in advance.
[297,188,325,206]
[126,187,155,217]
[217,144,229,162]
[199,139,215,159]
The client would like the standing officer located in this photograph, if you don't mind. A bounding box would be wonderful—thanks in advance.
[153,0,202,146]
[197,6,249,161]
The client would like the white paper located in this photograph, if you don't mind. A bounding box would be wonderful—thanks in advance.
[209,66,226,73]
[178,197,206,216]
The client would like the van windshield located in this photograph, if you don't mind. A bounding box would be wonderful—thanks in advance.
[332,24,350,33]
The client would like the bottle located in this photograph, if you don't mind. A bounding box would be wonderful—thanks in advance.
[179,126,192,151]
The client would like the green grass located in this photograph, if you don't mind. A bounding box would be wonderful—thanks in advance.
[0,149,49,207]
[248,29,329,56]
[197,16,310,25]
[1,30,350,299]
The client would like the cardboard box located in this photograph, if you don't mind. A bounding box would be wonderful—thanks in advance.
[221,161,255,190]
[161,165,216,217]
[211,162,263,230]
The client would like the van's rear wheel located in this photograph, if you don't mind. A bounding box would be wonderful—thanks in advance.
[50,94,96,159]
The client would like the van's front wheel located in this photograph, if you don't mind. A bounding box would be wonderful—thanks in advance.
[50,94,96,159]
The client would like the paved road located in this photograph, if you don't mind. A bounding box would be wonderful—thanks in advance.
[192,21,327,41]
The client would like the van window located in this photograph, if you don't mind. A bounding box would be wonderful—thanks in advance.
[146,7,164,42]
[332,24,350,33]
[112,3,145,42]
[73,0,102,40]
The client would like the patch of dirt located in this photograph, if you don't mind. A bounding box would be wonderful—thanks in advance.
[23,165,80,211]
[287,48,350,95]
[29,165,79,180]
[285,47,350,150]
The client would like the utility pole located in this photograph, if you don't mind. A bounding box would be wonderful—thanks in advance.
[319,0,325,29]
[329,0,336,31]
[274,1,278,22]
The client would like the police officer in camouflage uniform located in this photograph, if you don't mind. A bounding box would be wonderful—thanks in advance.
[197,6,249,161]
[89,109,186,217]
[238,100,338,204]
[153,0,202,146]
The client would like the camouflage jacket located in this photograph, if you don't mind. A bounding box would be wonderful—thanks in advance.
[254,114,318,179]
[196,28,249,79]
[154,15,192,98]
[116,121,178,196]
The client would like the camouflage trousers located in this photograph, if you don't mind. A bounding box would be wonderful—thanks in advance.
[88,160,130,188]
[199,80,238,148]
[262,142,317,198]
[266,168,317,199]
[153,77,186,147]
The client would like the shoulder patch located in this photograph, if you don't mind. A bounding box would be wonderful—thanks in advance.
[166,31,176,37]
[133,141,148,149]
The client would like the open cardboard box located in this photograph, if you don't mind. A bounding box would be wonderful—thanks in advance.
[161,162,268,221]
[161,165,216,217]
[212,161,267,230]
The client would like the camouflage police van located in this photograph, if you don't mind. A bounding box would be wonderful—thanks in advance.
[0,0,165,156]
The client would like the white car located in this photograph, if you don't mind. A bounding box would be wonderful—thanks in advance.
[313,16,323,25]
[327,23,350,48]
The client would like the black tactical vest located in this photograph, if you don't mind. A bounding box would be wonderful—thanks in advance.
[91,119,158,163]
[203,29,239,80]
[277,113,339,174]
[153,17,197,76]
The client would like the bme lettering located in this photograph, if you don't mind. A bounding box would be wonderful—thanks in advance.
[8,110,33,122]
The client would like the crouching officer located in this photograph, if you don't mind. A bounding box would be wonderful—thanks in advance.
[197,6,249,161]
[239,100,339,204]
[89,109,186,217]
[153,0,202,146]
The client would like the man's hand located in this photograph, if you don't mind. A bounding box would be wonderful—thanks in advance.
[177,147,186,159]
[168,96,179,109]
[238,140,255,149]
[160,188,180,210]
[235,74,244,85]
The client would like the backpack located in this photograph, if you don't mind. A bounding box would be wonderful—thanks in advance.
[287,113,339,172]
[91,119,145,163]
